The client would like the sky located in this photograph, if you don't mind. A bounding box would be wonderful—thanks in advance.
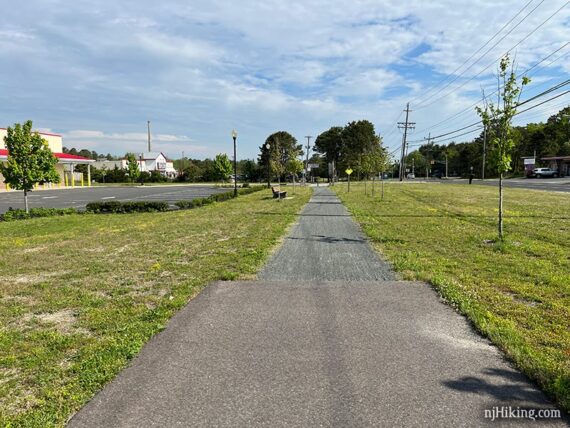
[1,0,569,160]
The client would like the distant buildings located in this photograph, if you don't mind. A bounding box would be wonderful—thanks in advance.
[541,156,570,177]
[0,128,94,191]
[93,152,177,178]
[1,128,179,190]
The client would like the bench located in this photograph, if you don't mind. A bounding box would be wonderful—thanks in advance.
[271,186,287,199]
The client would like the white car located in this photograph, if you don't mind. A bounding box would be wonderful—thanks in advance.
[532,168,559,178]
[406,173,415,179]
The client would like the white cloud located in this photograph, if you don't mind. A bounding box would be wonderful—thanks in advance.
[62,130,210,158]
[0,0,568,159]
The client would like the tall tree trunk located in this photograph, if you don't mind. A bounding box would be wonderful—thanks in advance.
[24,189,29,213]
[498,173,504,240]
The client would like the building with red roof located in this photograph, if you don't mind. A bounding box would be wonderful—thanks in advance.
[0,128,95,190]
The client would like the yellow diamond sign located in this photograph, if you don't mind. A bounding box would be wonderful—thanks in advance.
[345,168,353,175]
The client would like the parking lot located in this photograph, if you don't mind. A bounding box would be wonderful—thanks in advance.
[0,185,230,213]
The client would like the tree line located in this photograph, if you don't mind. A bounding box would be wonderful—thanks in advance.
[62,147,117,160]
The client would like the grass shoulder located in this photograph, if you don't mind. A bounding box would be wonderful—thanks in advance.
[0,187,312,426]
[333,181,570,412]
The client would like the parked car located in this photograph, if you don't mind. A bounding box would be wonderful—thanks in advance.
[406,173,415,179]
[531,167,559,178]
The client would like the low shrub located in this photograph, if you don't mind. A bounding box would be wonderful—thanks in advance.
[175,185,265,211]
[174,200,193,209]
[85,201,169,213]
[1,207,78,222]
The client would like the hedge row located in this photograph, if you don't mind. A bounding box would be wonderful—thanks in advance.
[1,185,266,221]
[175,185,265,210]
[85,200,170,213]
[1,207,78,222]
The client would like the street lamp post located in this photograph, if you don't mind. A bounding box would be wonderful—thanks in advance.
[265,142,271,188]
[232,129,238,197]
[139,153,144,186]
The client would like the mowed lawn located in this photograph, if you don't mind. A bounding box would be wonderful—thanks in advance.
[0,187,312,427]
[334,181,570,411]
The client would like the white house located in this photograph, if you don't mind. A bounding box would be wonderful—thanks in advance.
[93,152,177,178]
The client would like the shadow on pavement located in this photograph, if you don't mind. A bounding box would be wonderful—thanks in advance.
[443,368,557,407]
[286,234,366,244]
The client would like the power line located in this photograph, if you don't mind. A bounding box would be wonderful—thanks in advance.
[414,41,570,135]
[516,89,570,114]
[415,1,569,110]
[407,78,570,144]
[413,0,544,108]
[517,79,570,107]
[382,110,404,141]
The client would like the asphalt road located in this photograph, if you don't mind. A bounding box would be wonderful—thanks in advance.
[68,187,566,427]
[439,177,570,192]
[0,185,229,213]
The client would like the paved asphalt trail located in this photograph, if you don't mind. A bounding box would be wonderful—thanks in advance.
[259,187,395,281]
[69,187,567,427]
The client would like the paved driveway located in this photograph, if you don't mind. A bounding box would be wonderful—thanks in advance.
[0,185,229,213]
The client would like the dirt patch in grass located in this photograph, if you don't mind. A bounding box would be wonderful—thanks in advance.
[1,270,72,285]
[13,309,91,336]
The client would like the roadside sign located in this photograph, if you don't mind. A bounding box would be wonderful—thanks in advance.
[308,163,320,168]
[345,168,353,175]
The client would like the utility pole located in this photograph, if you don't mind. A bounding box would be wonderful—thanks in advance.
[398,103,415,181]
[481,88,488,180]
[424,133,433,179]
[482,125,487,180]
[147,120,151,152]
[304,135,312,184]
[445,153,448,178]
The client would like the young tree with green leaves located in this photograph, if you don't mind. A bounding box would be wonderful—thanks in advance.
[213,153,233,182]
[360,139,388,196]
[1,121,60,212]
[287,158,304,193]
[125,153,140,183]
[476,54,530,240]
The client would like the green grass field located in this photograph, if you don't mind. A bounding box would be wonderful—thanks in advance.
[0,187,312,427]
[334,181,570,411]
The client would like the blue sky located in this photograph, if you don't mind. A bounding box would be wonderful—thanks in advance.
[1,0,569,160]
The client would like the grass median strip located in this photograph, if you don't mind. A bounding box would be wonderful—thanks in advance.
[334,181,570,411]
[0,187,312,427]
